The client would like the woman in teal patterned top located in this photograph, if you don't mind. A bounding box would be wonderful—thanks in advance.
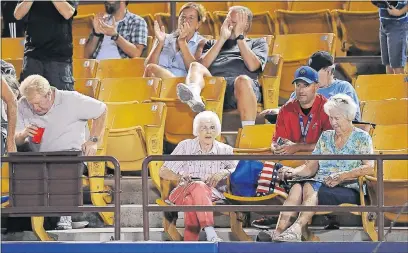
[270,94,375,242]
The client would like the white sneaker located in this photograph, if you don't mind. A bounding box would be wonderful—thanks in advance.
[209,237,223,242]
[72,221,89,229]
[176,83,205,113]
[56,216,72,230]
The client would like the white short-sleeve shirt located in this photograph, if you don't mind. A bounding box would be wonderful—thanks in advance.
[162,138,237,181]
[16,89,106,152]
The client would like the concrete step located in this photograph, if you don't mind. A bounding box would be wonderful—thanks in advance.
[102,177,160,205]
[3,227,408,242]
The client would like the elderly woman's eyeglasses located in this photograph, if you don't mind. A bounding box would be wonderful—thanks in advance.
[333,98,348,104]
[199,126,216,132]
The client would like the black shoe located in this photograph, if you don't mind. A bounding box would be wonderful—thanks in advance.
[251,216,278,229]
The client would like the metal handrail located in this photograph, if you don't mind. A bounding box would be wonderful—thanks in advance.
[142,154,408,241]
[1,155,121,240]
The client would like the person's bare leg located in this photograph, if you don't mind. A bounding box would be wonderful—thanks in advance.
[234,75,258,125]
[143,63,175,78]
[385,65,394,74]
[177,62,212,113]
[279,183,318,240]
[274,183,303,236]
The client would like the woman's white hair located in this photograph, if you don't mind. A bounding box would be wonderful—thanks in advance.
[192,111,221,137]
[324,93,358,121]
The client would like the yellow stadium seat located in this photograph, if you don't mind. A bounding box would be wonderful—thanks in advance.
[73,14,94,37]
[1,163,9,197]
[96,58,145,79]
[155,12,217,37]
[127,2,168,15]
[176,1,228,13]
[372,124,408,151]
[289,0,347,11]
[143,15,155,43]
[272,33,336,100]
[259,54,283,110]
[97,77,160,103]
[74,78,100,98]
[151,77,226,145]
[274,9,337,35]
[355,74,408,101]
[141,36,153,58]
[235,124,275,151]
[73,36,88,59]
[105,102,167,189]
[77,3,104,15]
[1,38,25,60]
[228,1,289,13]
[346,1,378,11]
[5,59,23,78]
[361,99,408,125]
[366,149,408,226]
[332,10,380,54]
[213,11,276,35]
[73,59,98,79]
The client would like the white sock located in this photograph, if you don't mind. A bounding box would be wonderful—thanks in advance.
[204,226,218,241]
[188,83,203,101]
[241,120,255,127]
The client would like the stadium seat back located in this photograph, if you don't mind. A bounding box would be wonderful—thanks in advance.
[228,1,289,13]
[289,0,346,11]
[127,2,168,15]
[361,100,408,125]
[151,77,226,145]
[1,38,25,60]
[74,78,100,98]
[347,1,378,11]
[73,59,98,79]
[73,36,88,59]
[355,74,408,101]
[235,124,276,149]
[275,9,336,35]
[259,54,283,110]
[372,124,408,151]
[105,102,166,185]
[73,14,94,37]
[333,10,380,53]
[98,77,160,103]
[96,58,145,79]
[1,163,9,196]
[272,33,336,100]
[5,59,23,78]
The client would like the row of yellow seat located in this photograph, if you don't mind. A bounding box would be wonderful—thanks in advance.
[76,1,377,17]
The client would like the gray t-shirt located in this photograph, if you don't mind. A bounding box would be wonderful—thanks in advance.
[202,38,268,80]
[16,89,106,152]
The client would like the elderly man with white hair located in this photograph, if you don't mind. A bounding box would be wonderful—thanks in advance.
[261,93,374,242]
[175,6,268,128]
[159,111,237,242]
[14,74,107,230]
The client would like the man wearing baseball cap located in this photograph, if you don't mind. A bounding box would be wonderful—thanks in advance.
[271,66,332,155]
[252,65,332,230]
[262,51,361,122]
[290,51,361,121]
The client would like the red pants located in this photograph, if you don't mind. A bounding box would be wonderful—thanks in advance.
[168,181,214,241]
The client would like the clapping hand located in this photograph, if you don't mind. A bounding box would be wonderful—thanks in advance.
[154,20,166,43]
[177,22,190,41]
[99,16,118,37]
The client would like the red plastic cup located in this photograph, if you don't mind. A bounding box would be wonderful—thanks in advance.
[32,127,45,144]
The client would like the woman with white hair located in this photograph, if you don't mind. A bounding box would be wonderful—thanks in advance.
[159,111,236,242]
[265,94,374,242]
